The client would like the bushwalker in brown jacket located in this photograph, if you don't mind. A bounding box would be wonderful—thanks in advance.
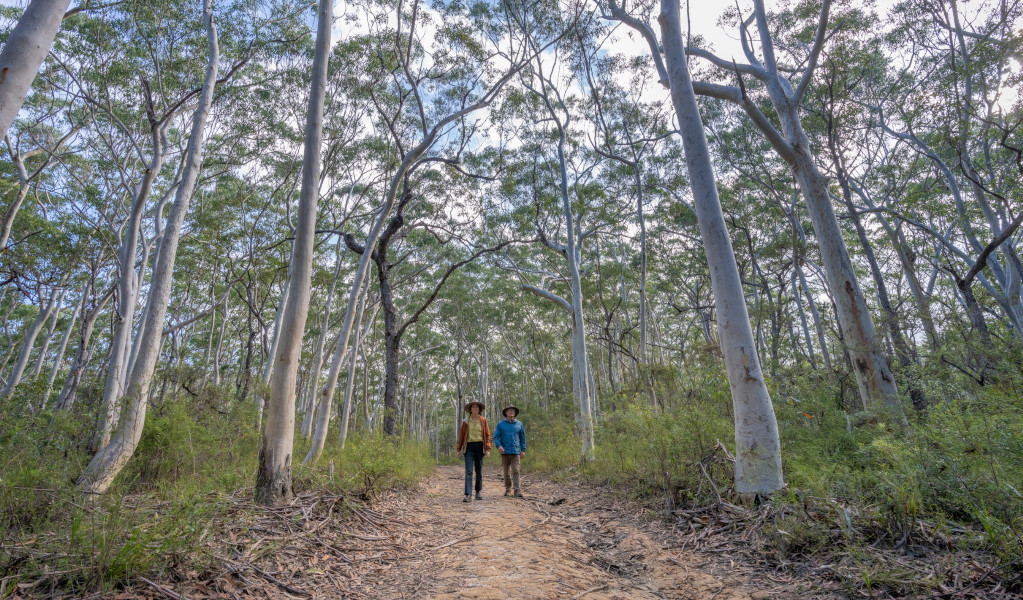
[456,416,492,453]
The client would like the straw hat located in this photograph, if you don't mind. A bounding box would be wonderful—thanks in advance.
[464,401,485,414]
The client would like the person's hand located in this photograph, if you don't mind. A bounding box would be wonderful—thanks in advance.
[484,451,490,458]
[497,446,504,454]
[456,450,461,458]
[520,451,525,457]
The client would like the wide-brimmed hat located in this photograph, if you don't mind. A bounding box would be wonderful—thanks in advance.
[502,406,519,417]
[464,401,485,413]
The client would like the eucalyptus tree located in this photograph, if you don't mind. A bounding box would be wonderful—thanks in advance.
[865,0,1023,341]
[254,0,337,503]
[602,0,784,493]
[302,0,544,468]
[78,0,225,496]
[0,0,75,138]
[643,0,904,424]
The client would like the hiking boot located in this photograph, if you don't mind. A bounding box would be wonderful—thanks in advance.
[463,494,471,503]
[514,491,524,498]
[475,492,483,500]
[504,490,511,497]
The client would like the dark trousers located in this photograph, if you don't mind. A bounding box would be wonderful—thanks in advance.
[463,441,484,495]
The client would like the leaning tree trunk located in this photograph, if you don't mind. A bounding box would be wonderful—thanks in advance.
[658,0,783,494]
[77,1,219,495]
[1,284,62,398]
[94,132,166,453]
[300,245,345,437]
[42,283,85,404]
[745,0,905,426]
[55,286,112,412]
[337,288,374,449]
[0,0,73,137]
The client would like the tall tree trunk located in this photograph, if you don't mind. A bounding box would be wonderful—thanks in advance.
[77,1,219,495]
[55,286,112,411]
[43,283,85,404]
[2,284,62,397]
[832,154,925,410]
[0,0,73,137]
[300,245,345,437]
[337,288,373,449]
[254,0,331,506]
[658,0,784,493]
[95,131,167,453]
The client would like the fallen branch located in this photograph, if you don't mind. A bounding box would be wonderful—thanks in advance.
[139,576,183,600]
[570,583,609,599]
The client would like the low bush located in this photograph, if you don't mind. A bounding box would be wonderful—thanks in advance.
[0,390,434,595]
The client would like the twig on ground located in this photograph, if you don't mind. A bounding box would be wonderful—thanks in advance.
[570,582,609,598]
[139,576,184,600]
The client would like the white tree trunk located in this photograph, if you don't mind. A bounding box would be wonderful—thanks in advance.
[77,0,219,496]
[300,245,345,437]
[254,0,332,505]
[43,284,84,404]
[254,276,289,424]
[336,283,373,450]
[0,0,72,137]
[28,287,67,380]
[95,140,166,452]
[1,284,62,397]
[658,0,784,494]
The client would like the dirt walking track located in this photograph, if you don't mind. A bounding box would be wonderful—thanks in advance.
[138,465,824,600]
[331,465,807,600]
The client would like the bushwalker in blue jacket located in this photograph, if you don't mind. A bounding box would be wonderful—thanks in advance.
[493,419,526,454]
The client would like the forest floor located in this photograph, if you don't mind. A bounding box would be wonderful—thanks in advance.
[60,465,852,600]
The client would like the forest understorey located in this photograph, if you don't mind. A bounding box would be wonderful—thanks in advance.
[3,464,1018,600]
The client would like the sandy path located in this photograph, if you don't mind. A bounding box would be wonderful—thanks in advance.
[361,465,778,600]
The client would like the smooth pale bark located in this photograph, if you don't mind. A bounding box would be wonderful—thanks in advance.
[310,65,525,464]
[832,158,925,410]
[28,287,67,380]
[253,275,288,420]
[95,132,167,453]
[675,0,905,423]
[78,1,219,496]
[1,284,63,397]
[254,0,332,506]
[0,171,31,253]
[0,0,73,138]
[300,246,345,438]
[55,286,112,411]
[42,284,85,403]
[657,0,783,493]
[747,0,902,424]
[527,62,595,457]
[337,292,375,450]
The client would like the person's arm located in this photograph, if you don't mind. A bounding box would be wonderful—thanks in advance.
[482,418,491,455]
[494,421,504,454]
[519,423,526,453]
[456,421,465,454]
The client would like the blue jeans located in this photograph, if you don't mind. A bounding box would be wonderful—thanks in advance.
[463,441,484,495]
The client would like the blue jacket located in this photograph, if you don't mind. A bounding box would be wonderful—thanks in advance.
[493,419,526,455]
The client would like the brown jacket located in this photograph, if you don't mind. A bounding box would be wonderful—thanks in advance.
[456,416,492,452]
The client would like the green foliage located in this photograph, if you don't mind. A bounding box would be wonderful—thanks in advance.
[0,390,434,593]
[523,360,1023,593]
[294,431,434,500]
